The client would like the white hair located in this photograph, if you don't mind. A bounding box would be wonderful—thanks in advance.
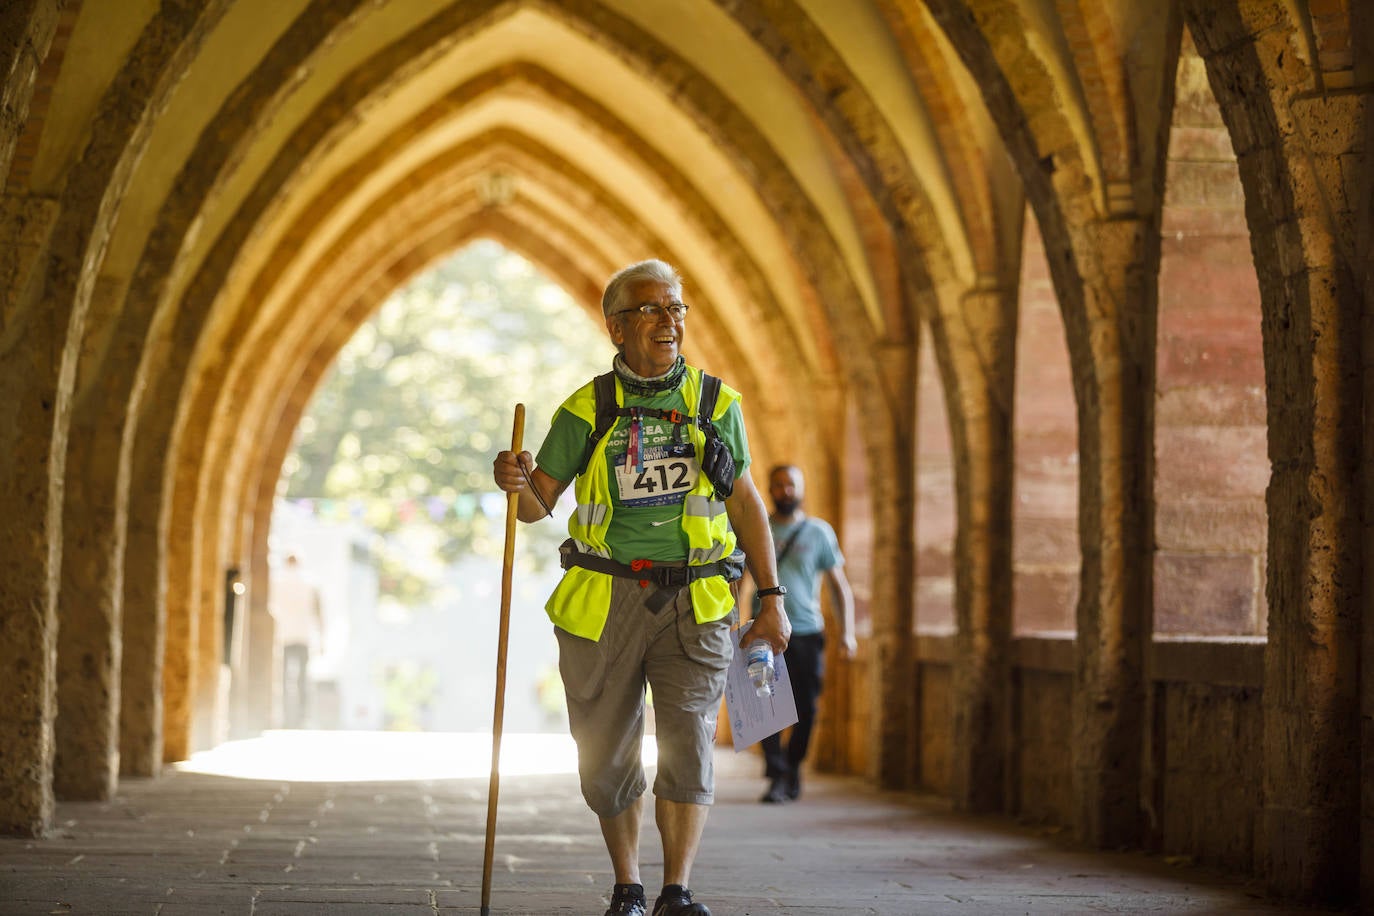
[601,259,682,318]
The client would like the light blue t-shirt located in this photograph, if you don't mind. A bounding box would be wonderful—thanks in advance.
[756,517,843,636]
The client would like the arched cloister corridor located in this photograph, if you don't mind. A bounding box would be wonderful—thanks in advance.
[1,0,1370,910]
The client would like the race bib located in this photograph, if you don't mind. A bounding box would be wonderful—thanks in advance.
[615,442,700,507]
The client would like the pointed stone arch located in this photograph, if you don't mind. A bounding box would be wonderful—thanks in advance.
[95,0,888,762]
[234,218,612,734]
[1182,0,1367,900]
[0,0,233,831]
[922,0,1185,848]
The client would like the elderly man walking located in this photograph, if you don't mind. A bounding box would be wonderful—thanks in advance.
[493,259,789,916]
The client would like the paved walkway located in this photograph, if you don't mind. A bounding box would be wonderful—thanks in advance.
[0,732,1346,915]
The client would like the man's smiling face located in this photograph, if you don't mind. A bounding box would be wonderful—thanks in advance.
[608,279,685,377]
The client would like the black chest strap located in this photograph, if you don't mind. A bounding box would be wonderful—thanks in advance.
[577,371,725,477]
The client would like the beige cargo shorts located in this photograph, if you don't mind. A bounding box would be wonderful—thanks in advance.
[556,575,737,818]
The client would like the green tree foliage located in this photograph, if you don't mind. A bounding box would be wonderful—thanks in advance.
[281,241,614,603]
[379,661,439,732]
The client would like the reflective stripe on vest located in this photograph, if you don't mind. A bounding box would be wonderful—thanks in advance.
[571,537,611,560]
[575,503,609,530]
[544,365,739,640]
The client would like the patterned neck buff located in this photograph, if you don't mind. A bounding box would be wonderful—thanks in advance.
[613,354,686,397]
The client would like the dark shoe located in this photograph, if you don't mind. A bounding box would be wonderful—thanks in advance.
[652,884,710,915]
[606,882,647,916]
[759,776,789,804]
[784,770,801,801]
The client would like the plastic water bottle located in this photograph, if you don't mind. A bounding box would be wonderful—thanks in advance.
[746,640,775,697]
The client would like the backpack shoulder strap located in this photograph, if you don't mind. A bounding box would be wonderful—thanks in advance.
[694,372,738,498]
[775,519,812,565]
[592,371,619,436]
[698,372,722,428]
[578,372,723,477]
[577,372,621,476]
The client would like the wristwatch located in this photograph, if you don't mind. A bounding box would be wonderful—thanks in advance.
[756,585,787,598]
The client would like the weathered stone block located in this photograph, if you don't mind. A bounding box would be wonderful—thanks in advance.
[1155,385,1266,426]
[0,193,60,327]
[1159,681,1262,872]
[1014,669,1075,825]
[1170,160,1250,209]
[915,543,953,578]
[1013,568,1079,634]
[915,574,954,632]
[1013,471,1079,516]
[1167,125,1237,162]
[1291,94,1365,154]
[1155,426,1269,496]
[1338,152,1365,221]
[1161,235,1261,306]
[1162,208,1252,242]
[1013,514,1079,565]
[915,483,956,546]
[1154,551,1261,635]
[918,662,951,795]
[1157,331,1265,389]
[1151,637,1265,687]
[1154,497,1268,553]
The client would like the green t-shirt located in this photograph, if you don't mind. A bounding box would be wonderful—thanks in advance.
[536,383,750,562]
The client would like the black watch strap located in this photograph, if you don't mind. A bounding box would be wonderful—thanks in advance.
[756,585,787,598]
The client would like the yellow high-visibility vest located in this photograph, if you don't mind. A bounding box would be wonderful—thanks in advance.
[545,366,739,640]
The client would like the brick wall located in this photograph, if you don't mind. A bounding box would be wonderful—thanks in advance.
[915,335,955,633]
[1154,30,1268,636]
[1012,209,1080,634]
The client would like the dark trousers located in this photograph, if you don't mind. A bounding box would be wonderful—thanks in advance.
[762,632,825,779]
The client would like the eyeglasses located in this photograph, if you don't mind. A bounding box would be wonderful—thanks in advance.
[615,303,689,321]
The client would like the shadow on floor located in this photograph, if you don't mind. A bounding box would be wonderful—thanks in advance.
[0,731,1349,915]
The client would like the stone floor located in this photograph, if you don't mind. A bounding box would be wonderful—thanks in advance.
[0,732,1349,915]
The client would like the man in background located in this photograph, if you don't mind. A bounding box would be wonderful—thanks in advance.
[756,465,856,804]
[270,552,324,728]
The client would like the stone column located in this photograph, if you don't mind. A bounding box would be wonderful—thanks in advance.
[1184,2,1365,898]
[1359,3,1374,901]
[0,152,84,840]
[945,287,1017,813]
[1068,218,1158,850]
[232,489,273,740]
[869,340,920,790]
[160,458,200,763]
[54,419,125,800]
[0,4,65,834]
[0,195,64,836]
[192,527,224,753]
[120,450,166,778]
[0,1,62,182]
[54,276,136,800]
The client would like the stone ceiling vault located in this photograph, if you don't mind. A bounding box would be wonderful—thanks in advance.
[4,2,1372,904]
[0,0,1067,784]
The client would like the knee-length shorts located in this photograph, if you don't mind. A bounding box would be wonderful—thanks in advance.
[556,576,736,818]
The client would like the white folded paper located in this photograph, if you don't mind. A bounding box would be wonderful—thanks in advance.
[723,622,799,752]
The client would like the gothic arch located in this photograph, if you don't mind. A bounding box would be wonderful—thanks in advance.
[98,0,893,762]
[1182,0,1367,898]
[3,6,1370,908]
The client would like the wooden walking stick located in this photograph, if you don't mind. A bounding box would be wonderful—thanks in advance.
[482,403,524,916]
